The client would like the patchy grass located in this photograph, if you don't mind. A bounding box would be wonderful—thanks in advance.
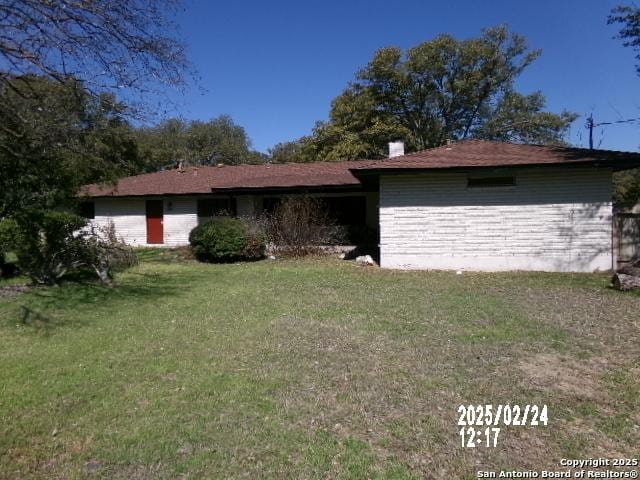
[0,254,638,479]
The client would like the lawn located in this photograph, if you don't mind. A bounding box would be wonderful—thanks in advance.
[0,252,639,479]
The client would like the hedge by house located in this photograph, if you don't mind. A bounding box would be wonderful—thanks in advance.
[189,218,265,262]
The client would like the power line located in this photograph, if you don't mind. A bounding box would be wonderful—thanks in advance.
[593,117,640,126]
[585,114,640,149]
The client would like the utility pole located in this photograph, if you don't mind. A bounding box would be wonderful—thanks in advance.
[586,114,594,150]
[583,115,640,149]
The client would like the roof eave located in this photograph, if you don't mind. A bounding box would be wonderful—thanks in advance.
[350,159,640,177]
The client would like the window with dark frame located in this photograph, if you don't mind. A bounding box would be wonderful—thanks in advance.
[467,176,516,188]
[319,196,366,225]
[262,197,281,214]
[262,196,366,225]
[78,201,95,219]
[197,198,237,217]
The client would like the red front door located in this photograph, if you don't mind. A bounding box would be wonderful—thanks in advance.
[146,200,164,244]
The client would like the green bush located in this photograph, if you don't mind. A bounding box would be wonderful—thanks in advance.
[189,218,265,263]
[0,211,136,285]
[0,211,87,284]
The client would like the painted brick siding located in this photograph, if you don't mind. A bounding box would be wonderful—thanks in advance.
[93,198,146,246]
[164,198,198,246]
[379,167,613,272]
[93,197,198,247]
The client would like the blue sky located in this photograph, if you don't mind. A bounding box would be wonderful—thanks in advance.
[168,0,640,153]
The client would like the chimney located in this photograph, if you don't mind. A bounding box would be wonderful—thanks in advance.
[388,140,404,158]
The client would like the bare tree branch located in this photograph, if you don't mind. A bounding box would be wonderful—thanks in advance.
[0,0,193,116]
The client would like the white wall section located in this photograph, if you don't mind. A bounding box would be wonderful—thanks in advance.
[379,168,613,272]
[93,197,198,247]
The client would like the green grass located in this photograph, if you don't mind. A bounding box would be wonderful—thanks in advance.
[0,252,639,478]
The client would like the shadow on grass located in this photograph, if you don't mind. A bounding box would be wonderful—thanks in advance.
[3,269,208,333]
[134,247,196,264]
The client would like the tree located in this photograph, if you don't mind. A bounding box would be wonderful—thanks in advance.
[609,5,640,75]
[475,91,577,144]
[305,26,576,161]
[268,140,308,163]
[0,76,141,219]
[614,170,640,207]
[0,0,191,212]
[609,5,640,207]
[0,0,190,108]
[135,116,266,170]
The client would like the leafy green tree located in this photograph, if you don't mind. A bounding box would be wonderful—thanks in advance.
[475,91,577,144]
[135,116,266,169]
[305,26,576,161]
[268,140,308,163]
[0,76,141,219]
[614,170,640,207]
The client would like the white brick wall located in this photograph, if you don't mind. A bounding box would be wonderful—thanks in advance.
[93,197,198,247]
[379,167,613,272]
[93,198,147,246]
[164,198,198,246]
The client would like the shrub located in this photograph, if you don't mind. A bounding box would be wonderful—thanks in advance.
[0,211,86,284]
[189,217,265,262]
[78,222,138,283]
[0,211,136,285]
[264,196,345,257]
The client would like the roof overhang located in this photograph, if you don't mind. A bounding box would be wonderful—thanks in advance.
[210,184,372,195]
[350,158,640,178]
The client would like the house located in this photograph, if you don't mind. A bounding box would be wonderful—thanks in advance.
[82,140,640,272]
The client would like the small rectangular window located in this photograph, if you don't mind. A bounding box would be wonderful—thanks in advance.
[78,201,95,219]
[467,176,515,188]
[197,198,236,217]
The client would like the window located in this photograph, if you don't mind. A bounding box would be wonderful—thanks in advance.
[78,201,95,219]
[262,197,281,214]
[319,196,366,225]
[262,196,366,224]
[197,198,236,217]
[467,176,515,188]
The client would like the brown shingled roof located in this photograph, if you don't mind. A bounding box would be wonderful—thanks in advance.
[351,139,640,172]
[82,140,640,197]
[83,160,369,197]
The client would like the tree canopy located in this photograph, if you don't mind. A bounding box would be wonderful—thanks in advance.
[135,116,267,170]
[268,140,307,164]
[0,76,142,218]
[299,26,576,161]
[0,0,192,218]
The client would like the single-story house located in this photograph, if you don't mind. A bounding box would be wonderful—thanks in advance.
[82,139,640,272]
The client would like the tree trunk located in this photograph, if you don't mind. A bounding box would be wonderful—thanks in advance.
[612,273,640,291]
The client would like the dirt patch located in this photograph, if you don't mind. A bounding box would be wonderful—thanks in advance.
[0,284,30,299]
[519,353,611,400]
